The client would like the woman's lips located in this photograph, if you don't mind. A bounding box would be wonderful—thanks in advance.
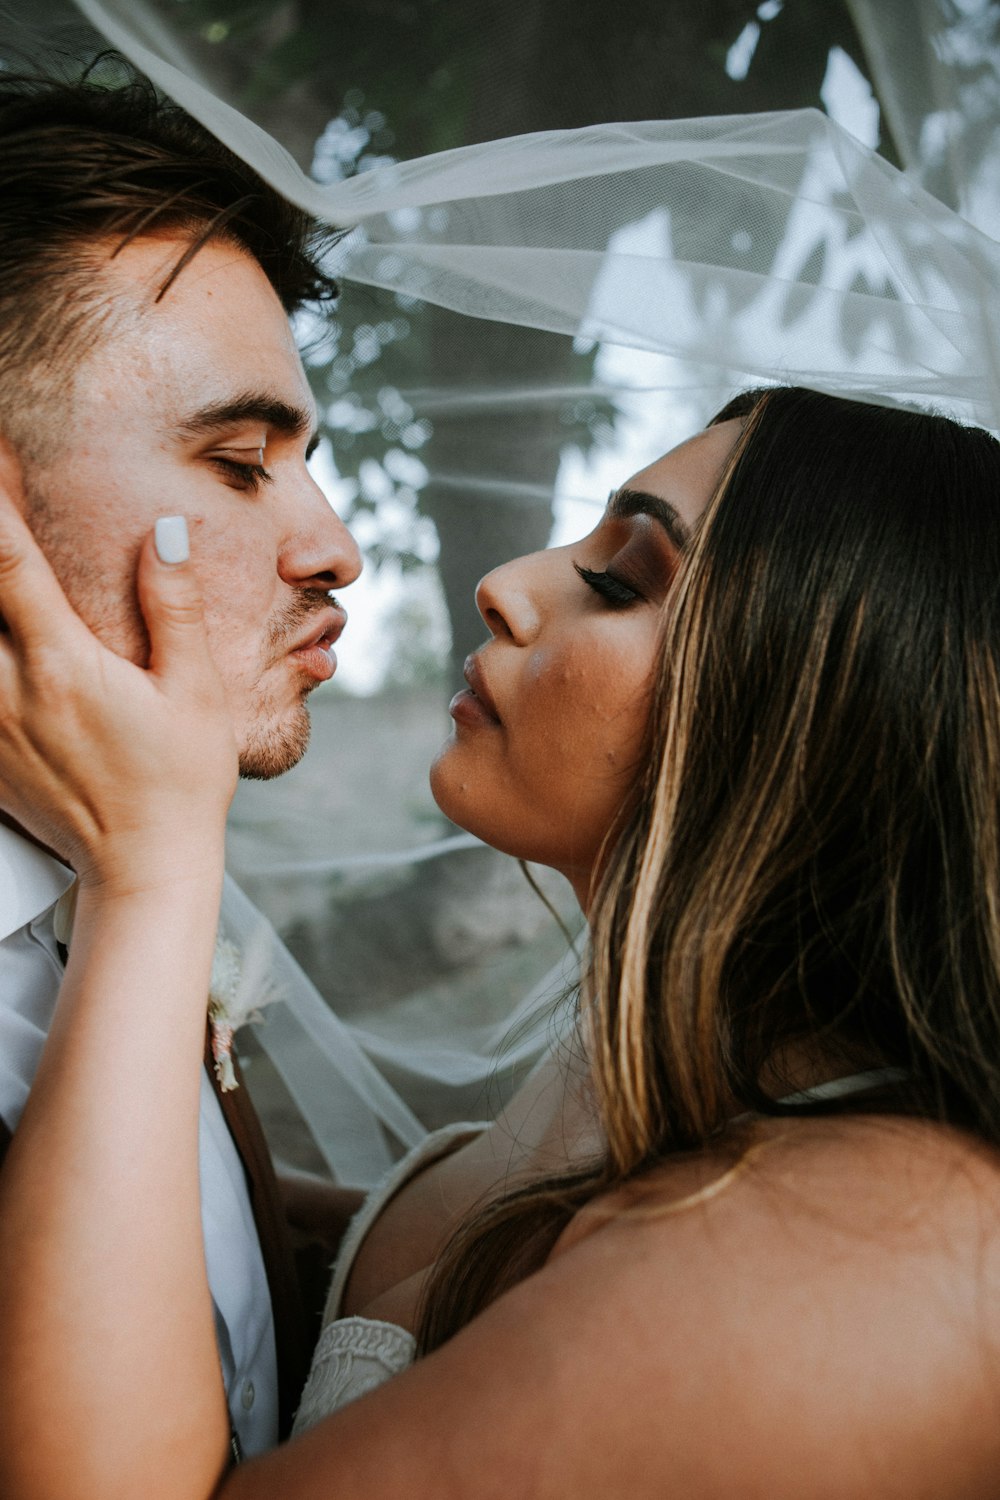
[449,654,502,726]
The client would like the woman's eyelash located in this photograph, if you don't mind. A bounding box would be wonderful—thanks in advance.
[574,562,640,607]
[211,457,272,492]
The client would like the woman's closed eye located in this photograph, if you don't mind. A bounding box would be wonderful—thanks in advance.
[574,562,641,608]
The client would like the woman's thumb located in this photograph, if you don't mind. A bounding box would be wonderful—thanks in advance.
[137,516,213,679]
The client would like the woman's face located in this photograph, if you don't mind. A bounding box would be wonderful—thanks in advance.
[430,418,742,905]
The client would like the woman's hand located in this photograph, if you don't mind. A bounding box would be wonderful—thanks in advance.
[0,442,237,894]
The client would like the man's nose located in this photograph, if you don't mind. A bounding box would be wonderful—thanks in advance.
[277,480,363,591]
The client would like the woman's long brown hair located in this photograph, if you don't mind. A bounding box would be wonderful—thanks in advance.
[418,388,1000,1353]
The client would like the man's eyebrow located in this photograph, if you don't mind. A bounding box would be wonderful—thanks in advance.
[607,486,690,550]
[175,392,319,452]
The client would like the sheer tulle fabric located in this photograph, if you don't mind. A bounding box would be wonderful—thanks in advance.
[66,0,1000,430]
[1,0,995,1182]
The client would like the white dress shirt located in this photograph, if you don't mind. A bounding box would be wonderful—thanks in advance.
[0,823,278,1455]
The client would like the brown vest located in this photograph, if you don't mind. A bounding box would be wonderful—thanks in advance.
[203,1031,312,1438]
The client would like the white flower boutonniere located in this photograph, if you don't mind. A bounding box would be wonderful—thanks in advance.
[207,925,282,1092]
[208,936,243,1092]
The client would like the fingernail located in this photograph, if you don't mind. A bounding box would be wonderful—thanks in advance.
[155,516,189,565]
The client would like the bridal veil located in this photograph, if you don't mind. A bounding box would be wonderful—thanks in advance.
[1,0,997,1183]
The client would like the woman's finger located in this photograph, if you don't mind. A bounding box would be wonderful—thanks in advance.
[136,519,220,691]
[0,440,85,652]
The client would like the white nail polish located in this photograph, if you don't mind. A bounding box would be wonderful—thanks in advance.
[155,515,189,565]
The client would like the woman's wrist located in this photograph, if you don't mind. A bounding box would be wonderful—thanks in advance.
[70,861,225,951]
[73,823,228,902]
[64,863,226,1036]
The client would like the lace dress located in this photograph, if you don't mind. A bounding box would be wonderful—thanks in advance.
[293,1122,482,1433]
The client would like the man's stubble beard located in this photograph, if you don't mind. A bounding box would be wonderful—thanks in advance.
[26,485,147,659]
[235,591,334,781]
[26,474,329,784]
[237,691,313,780]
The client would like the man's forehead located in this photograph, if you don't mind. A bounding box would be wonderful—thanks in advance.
[79,236,317,441]
[103,233,301,357]
[103,231,261,303]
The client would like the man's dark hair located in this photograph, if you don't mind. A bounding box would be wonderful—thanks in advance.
[0,58,342,456]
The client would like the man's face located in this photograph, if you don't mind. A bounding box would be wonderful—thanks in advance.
[21,234,361,779]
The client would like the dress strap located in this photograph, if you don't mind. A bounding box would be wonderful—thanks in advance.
[776,1067,909,1107]
[323,1121,486,1326]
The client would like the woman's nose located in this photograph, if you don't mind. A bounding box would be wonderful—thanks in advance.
[475,552,543,644]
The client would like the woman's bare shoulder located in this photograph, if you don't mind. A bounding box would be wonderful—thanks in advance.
[553,1112,1000,1339]
[235,1116,1000,1500]
[560,1111,1000,1257]
[539,1114,1000,1494]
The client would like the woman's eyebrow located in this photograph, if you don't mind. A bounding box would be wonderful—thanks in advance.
[607,486,690,550]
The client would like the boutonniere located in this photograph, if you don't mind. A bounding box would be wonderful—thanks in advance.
[207,925,281,1092]
[208,936,244,1092]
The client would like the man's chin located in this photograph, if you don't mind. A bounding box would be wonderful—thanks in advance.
[237,705,312,782]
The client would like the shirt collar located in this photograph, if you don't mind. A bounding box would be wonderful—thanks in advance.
[0,823,75,942]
